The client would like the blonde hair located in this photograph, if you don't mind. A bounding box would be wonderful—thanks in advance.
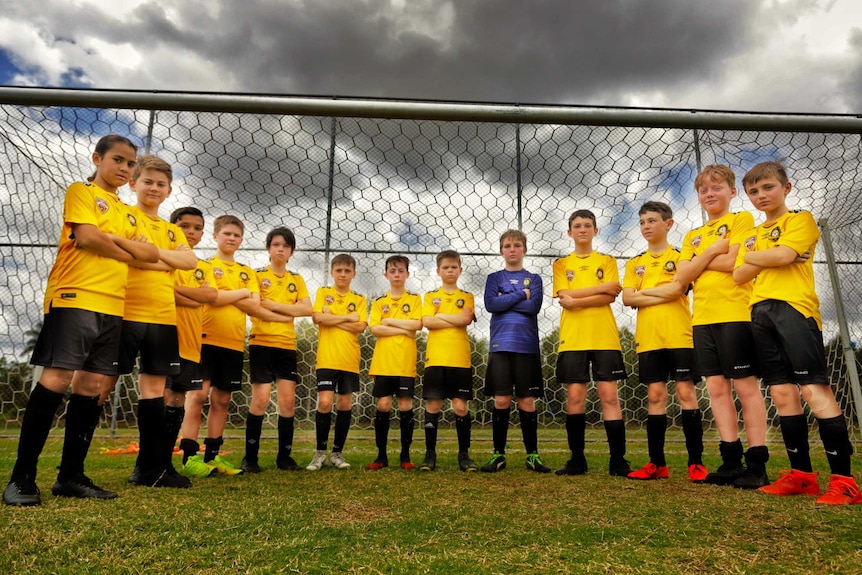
[132,154,173,183]
[213,215,244,234]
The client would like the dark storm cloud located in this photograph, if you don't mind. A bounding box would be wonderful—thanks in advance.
[127,0,761,105]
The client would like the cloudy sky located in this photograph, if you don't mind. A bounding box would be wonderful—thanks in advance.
[0,0,861,113]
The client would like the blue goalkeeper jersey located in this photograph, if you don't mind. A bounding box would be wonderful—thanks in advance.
[483,268,543,355]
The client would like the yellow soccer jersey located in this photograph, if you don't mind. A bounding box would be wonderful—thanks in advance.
[43,182,147,317]
[313,286,368,373]
[735,210,822,329]
[680,211,754,326]
[623,246,693,353]
[123,207,189,325]
[202,256,259,352]
[552,251,622,352]
[249,266,310,350]
[369,290,423,377]
[422,288,474,369]
[175,259,217,363]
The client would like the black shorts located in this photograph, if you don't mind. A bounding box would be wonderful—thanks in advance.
[556,350,627,384]
[638,348,698,384]
[316,369,360,395]
[693,322,759,379]
[422,366,474,400]
[30,307,122,375]
[750,300,828,386]
[201,344,244,392]
[117,320,181,376]
[484,352,543,398]
[249,346,298,384]
[372,376,415,398]
[166,358,204,393]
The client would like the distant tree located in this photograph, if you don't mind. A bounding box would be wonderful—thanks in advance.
[21,319,43,358]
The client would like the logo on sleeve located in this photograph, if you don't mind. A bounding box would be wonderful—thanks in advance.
[596,268,604,280]
[745,236,756,250]
[96,197,109,214]
[261,278,271,290]
[382,304,390,314]
[213,267,224,279]
[168,229,176,242]
[127,214,137,227]
[566,270,574,281]
[240,272,249,283]
[664,261,676,273]
[432,297,442,307]
[288,283,296,293]
[769,227,781,242]
[401,303,411,313]
[635,265,645,277]
[717,224,728,237]
[690,234,702,248]
[325,295,335,305]
[456,299,465,308]
[194,269,204,281]
[524,278,531,287]
[348,302,356,312]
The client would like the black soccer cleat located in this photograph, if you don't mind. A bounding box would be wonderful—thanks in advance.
[608,457,633,477]
[241,457,263,474]
[52,474,118,499]
[418,451,437,472]
[480,453,507,473]
[704,462,745,486]
[3,477,41,506]
[555,457,588,476]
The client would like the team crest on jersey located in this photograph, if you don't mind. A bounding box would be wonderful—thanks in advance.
[401,303,411,313]
[127,214,137,227]
[635,265,645,277]
[596,268,604,280]
[456,299,465,308]
[566,270,574,281]
[194,269,204,281]
[523,278,531,287]
[261,278,272,290]
[769,227,781,242]
[664,261,676,273]
[96,197,109,214]
[348,302,356,312]
[744,236,756,250]
[168,229,175,242]
[325,295,335,305]
[691,235,702,248]
[717,224,728,237]
[288,283,296,292]
[432,297,442,307]
[240,272,249,283]
[213,267,224,279]
[382,304,390,314]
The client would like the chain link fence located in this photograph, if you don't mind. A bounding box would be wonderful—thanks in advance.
[1,91,860,436]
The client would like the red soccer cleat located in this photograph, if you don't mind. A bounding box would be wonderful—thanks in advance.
[758,469,820,496]
[688,463,709,483]
[815,475,862,506]
[627,462,669,480]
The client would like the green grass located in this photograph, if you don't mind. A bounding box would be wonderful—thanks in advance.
[2,429,861,574]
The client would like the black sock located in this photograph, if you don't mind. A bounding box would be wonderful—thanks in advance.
[565,413,586,459]
[163,405,184,469]
[245,413,264,464]
[455,413,472,453]
[277,415,295,460]
[646,414,667,467]
[492,407,510,454]
[332,409,351,453]
[779,414,812,472]
[374,410,391,459]
[604,419,626,460]
[519,409,538,454]
[315,411,332,451]
[84,402,105,468]
[718,439,743,466]
[399,409,414,460]
[57,394,100,482]
[136,397,166,473]
[180,438,199,464]
[11,382,64,481]
[817,414,853,477]
[203,436,223,463]
[424,411,440,452]
[681,408,704,465]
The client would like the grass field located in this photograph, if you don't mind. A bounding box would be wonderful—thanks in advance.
[2,429,861,575]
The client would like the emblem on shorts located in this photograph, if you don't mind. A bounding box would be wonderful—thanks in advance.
[168,229,175,242]
[744,236,756,250]
[717,224,728,237]
[691,235,702,248]
[524,278,531,287]
[288,283,296,292]
[402,304,410,313]
[769,226,781,241]
[664,261,676,273]
[325,295,335,305]
[596,268,604,280]
[127,214,137,227]
[635,265,645,277]
[96,197,109,214]
[240,272,249,282]
[261,278,271,290]
[214,267,224,279]
[456,299,465,308]
[566,270,574,281]
[348,302,356,312]
[382,304,390,314]
[432,297,441,307]
[194,269,204,281]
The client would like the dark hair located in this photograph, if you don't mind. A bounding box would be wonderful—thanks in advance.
[384,255,410,272]
[170,206,204,224]
[568,209,597,228]
[266,227,296,250]
[638,201,673,220]
[88,134,137,182]
[436,250,461,267]
[499,229,527,252]
[331,253,356,269]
